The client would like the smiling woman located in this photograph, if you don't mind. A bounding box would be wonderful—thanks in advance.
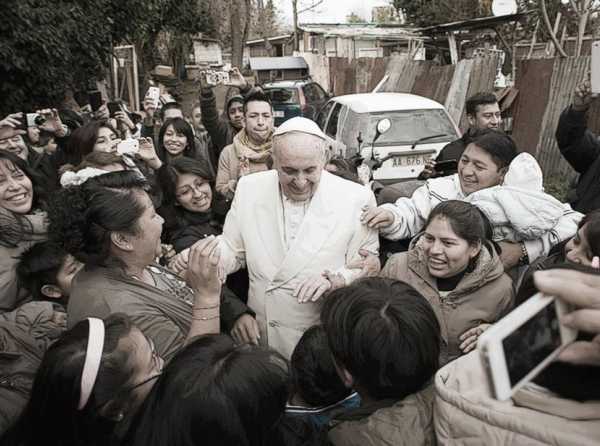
[0,152,48,310]
[380,200,514,365]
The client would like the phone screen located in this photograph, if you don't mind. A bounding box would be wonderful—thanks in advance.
[502,303,561,387]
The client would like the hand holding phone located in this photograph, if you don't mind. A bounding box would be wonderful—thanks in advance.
[434,159,458,174]
[116,138,139,155]
[107,101,123,118]
[478,293,577,400]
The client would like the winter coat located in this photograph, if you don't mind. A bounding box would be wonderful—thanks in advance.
[0,301,66,435]
[435,351,600,446]
[327,385,436,446]
[0,211,47,311]
[67,264,252,361]
[215,130,272,199]
[556,105,600,213]
[379,170,581,264]
[380,243,514,364]
[466,153,576,242]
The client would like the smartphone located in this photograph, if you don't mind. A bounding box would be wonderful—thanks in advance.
[107,101,122,118]
[145,86,160,109]
[592,40,600,94]
[88,90,103,112]
[116,138,139,155]
[434,159,458,173]
[205,71,230,86]
[478,293,578,401]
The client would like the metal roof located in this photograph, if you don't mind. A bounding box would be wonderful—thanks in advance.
[249,56,308,71]
[332,93,445,113]
[298,23,421,40]
[418,12,529,34]
[246,34,293,45]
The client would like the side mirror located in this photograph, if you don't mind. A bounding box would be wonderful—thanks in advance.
[376,118,391,135]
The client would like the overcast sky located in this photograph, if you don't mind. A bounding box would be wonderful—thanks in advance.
[274,0,392,25]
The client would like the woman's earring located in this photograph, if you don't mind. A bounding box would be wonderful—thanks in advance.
[116,412,125,422]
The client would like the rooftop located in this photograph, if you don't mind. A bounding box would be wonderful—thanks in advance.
[298,23,421,40]
[249,56,308,71]
[332,93,445,113]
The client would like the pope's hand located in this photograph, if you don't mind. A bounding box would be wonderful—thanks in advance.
[294,275,332,303]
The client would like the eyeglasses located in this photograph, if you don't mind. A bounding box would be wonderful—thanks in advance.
[175,180,209,198]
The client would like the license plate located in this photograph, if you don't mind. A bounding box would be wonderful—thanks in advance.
[392,154,431,167]
[273,110,284,118]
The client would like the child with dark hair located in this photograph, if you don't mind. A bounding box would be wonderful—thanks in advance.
[321,277,441,446]
[286,325,360,428]
[17,241,84,305]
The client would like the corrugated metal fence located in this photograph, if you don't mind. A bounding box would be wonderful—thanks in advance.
[511,56,600,179]
[327,54,501,130]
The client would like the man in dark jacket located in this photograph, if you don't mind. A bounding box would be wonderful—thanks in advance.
[199,67,251,167]
[555,77,600,214]
[419,91,502,179]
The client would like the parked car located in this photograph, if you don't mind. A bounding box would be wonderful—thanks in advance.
[315,93,460,183]
[262,80,330,126]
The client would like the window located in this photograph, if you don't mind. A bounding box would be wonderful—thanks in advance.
[311,83,327,101]
[325,103,343,138]
[316,101,334,130]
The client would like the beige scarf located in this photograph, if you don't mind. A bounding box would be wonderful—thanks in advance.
[234,129,273,163]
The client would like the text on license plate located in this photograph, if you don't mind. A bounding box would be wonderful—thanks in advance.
[392,154,431,167]
[273,111,285,118]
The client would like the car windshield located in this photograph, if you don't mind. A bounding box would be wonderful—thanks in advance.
[264,88,299,104]
[346,109,457,147]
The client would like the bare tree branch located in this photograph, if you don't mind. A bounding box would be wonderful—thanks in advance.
[298,0,324,14]
[540,0,568,57]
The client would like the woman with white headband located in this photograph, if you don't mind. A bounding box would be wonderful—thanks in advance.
[1,314,162,446]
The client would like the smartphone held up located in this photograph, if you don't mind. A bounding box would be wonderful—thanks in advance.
[478,293,577,401]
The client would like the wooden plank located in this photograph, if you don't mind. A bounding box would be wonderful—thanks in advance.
[445,58,473,126]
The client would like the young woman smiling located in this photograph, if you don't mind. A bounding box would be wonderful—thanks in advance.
[0,151,48,311]
[380,200,514,365]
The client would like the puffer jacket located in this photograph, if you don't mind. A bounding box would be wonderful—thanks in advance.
[380,243,514,364]
[379,171,581,264]
[466,153,579,242]
[328,385,436,446]
[0,301,67,435]
[435,351,600,445]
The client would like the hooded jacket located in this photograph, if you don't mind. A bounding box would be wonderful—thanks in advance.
[380,243,514,364]
[435,351,600,446]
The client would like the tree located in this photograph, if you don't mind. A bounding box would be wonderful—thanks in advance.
[292,0,325,50]
[391,0,489,27]
[346,12,366,23]
[0,0,214,116]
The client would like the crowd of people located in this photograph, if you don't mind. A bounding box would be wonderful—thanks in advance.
[0,69,599,446]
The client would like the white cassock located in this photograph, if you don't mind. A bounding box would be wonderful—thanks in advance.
[218,169,379,358]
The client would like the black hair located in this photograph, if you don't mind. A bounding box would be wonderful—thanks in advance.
[320,278,440,401]
[290,325,352,408]
[128,334,289,446]
[425,200,494,248]
[527,263,600,401]
[74,151,126,171]
[156,117,197,163]
[159,102,183,121]
[243,90,272,115]
[16,241,69,301]
[64,120,119,166]
[0,151,48,248]
[465,92,498,116]
[578,209,600,258]
[157,156,215,207]
[1,314,137,446]
[465,128,518,169]
[47,170,149,265]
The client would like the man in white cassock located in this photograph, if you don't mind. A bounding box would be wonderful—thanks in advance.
[217,117,379,358]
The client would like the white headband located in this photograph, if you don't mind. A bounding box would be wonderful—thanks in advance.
[78,317,105,410]
[60,167,111,188]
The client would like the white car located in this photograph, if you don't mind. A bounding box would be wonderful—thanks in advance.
[316,93,461,183]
